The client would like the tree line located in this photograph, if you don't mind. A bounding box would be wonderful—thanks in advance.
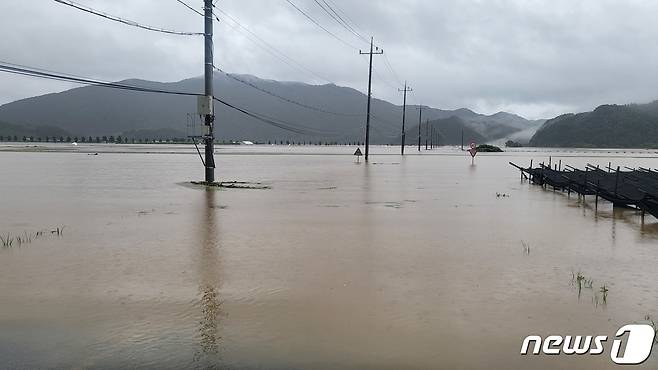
[0,135,363,146]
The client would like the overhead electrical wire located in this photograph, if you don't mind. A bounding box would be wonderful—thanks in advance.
[212,7,335,84]
[213,65,363,117]
[358,54,401,90]
[312,0,368,46]
[307,0,406,91]
[216,3,404,107]
[212,8,406,137]
[0,61,202,96]
[0,61,337,137]
[383,54,404,87]
[174,4,369,119]
[323,0,368,42]
[294,0,403,92]
[40,0,411,139]
[319,0,369,44]
[213,97,340,136]
[53,0,203,36]
[174,0,203,17]
[283,0,359,50]
[56,0,407,98]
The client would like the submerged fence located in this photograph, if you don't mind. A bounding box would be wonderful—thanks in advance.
[510,161,658,220]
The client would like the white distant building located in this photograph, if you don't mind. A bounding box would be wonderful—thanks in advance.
[240,141,254,145]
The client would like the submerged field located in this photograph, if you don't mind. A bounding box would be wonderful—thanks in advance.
[0,144,657,369]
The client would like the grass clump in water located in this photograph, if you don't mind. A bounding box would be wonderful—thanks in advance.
[645,316,658,344]
[0,226,66,250]
[521,240,530,255]
[572,271,594,290]
[0,233,14,248]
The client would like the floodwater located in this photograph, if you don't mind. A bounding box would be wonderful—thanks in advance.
[1,143,657,369]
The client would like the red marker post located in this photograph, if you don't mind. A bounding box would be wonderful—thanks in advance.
[467,142,477,164]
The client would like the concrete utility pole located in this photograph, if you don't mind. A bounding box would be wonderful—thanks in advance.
[359,37,383,162]
[203,0,215,183]
[398,81,412,156]
[417,105,422,152]
[425,120,429,150]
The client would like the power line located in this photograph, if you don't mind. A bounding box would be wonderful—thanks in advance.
[215,4,403,106]
[213,7,335,84]
[213,97,338,136]
[359,54,400,90]
[284,0,359,50]
[53,0,203,36]
[309,0,405,93]
[174,0,203,17]
[312,0,368,46]
[307,0,403,90]
[323,0,368,39]
[187,5,337,84]
[323,0,388,54]
[0,61,337,137]
[383,54,404,87]
[56,0,410,120]
[214,66,363,117]
[320,0,369,44]
[0,61,202,96]
[212,8,407,136]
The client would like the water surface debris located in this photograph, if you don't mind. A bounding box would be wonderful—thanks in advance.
[191,181,271,189]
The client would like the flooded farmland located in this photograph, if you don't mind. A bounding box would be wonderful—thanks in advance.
[1,144,657,369]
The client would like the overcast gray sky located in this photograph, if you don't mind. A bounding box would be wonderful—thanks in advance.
[2,0,658,119]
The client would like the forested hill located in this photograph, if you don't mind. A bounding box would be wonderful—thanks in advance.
[529,102,658,148]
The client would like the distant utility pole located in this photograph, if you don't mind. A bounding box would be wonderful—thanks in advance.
[425,120,429,150]
[202,0,215,182]
[359,37,383,162]
[430,126,434,149]
[398,81,412,156]
[417,105,423,152]
[461,128,464,151]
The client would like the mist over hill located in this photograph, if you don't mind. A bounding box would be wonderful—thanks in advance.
[0,73,538,144]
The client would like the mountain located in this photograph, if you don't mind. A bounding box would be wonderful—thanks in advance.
[529,102,658,148]
[0,120,71,139]
[0,74,537,144]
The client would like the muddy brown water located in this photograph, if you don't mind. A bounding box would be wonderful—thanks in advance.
[1,144,657,369]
